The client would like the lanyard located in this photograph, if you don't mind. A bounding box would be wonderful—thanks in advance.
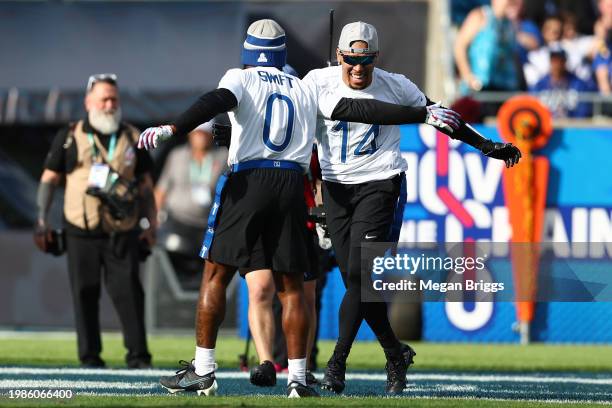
[87,133,117,162]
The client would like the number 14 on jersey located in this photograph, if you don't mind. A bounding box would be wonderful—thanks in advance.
[333,121,380,163]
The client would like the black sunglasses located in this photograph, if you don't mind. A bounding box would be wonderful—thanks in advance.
[339,52,377,66]
[87,73,118,92]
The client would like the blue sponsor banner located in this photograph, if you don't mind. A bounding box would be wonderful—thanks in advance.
[423,302,612,343]
[402,124,612,343]
[238,124,612,343]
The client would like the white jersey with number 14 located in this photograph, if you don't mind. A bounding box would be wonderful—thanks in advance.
[303,66,426,184]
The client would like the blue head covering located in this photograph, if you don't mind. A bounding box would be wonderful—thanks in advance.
[241,19,287,68]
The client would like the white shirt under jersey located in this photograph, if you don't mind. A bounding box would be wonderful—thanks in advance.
[218,66,339,172]
[303,66,426,184]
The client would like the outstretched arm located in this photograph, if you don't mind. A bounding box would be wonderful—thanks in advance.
[438,120,522,168]
[138,88,238,150]
[330,98,461,133]
[332,97,521,168]
[172,89,238,136]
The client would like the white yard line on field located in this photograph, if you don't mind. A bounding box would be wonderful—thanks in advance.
[1,367,611,386]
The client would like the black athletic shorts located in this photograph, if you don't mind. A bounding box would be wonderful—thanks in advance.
[202,167,311,276]
[322,173,406,281]
[303,230,320,282]
[239,228,319,281]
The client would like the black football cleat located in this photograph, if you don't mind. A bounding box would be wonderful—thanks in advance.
[385,352,408,395]
[159,360,218,396]
[287,381,320,398]
[401,343,416,368]
[320,357,346,394]
[249,360,277,387]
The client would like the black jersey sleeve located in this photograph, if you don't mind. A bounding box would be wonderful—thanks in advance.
[330,97,427,125]
[172,88,238,136]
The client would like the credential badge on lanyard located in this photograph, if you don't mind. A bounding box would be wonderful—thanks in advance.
[86,133,117,188]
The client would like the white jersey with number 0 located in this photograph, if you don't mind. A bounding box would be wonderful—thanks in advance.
[303,66,426,184]
[218,67,339,171]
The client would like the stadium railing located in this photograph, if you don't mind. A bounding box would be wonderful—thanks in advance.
[470,91,612,120]
[143,247,240,333]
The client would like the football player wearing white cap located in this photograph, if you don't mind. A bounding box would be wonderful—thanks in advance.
[137,19,472,398]
[303,21,521,395]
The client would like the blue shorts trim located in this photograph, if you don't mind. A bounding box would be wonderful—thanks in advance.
[230,159,302,173]
[199,174,229,259]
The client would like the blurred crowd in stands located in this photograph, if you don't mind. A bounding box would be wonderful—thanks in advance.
[451,0,612,119]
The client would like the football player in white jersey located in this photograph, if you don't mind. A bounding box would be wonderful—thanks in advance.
[140,20,327,398]
[137,19,473,398]
[303,22,521,395]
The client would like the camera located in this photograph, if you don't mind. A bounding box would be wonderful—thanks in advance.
[86,173,138,221]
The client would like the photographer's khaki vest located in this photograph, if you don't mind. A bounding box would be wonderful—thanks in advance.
[64,120,140,232]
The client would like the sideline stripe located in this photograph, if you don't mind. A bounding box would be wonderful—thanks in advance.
[1,368,611,385]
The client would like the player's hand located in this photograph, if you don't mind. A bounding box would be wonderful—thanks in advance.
[33,219,52,252]
[481,141,522,168]
[212,123,231,148]
[137,125,174,150]
[425,102,461,134]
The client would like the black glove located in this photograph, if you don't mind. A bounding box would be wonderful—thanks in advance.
[212,123,231,147]
[480,141,522,168]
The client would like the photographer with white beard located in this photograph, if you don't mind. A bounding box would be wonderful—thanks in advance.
[34,74,156,368]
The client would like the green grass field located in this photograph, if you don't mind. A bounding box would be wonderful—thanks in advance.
[1,333,611,407]
[1,333,611,372]
[0,395,604,408]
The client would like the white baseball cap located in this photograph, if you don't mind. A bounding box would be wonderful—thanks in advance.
[338,21,379,53]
